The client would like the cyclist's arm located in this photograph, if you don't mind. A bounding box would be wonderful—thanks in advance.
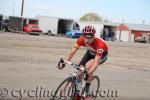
[64,36,82,64]
[65,46,78,63]
[88,55,101,75]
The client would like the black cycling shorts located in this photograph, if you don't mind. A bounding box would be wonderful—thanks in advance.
[79,50,108,66]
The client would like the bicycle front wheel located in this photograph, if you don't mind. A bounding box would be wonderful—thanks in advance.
[51,77,76,100]
[90,75,100,100]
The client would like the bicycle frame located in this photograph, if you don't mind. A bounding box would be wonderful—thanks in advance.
[63,60,86,96]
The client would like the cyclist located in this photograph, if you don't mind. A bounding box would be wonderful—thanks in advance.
[58,25,108,95]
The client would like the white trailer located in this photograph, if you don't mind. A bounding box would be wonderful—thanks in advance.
[36,16,74,35]
[36,16,58,34]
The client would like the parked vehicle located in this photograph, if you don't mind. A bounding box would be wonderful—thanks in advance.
[0,15,9,31]
[135,34,150,43]
[66,30,82,38]
[0,15,3,31]
[2,19,9,31]
[7,16,41,35]
[23,24,42,35]
[8,16,23,32]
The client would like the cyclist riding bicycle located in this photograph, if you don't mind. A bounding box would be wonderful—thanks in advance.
[58,25,108,95]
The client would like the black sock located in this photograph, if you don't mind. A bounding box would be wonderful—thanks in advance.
[85,83,90,87]
[85,83,90,92]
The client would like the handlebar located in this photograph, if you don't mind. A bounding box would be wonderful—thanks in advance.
[65,60,86,73]
[59,58,86,72]
[58,58,89,80]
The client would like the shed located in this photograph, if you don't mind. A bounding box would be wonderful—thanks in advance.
[116,24,150,42]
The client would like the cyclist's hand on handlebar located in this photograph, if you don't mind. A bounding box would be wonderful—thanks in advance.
[57,58,66,70]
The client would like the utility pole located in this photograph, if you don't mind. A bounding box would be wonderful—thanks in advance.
[21,0,24,16]
[13,0,15,16]
[21,0,24,32]
[122,18,124,24]
[142,20,145,24]
[119,18,124,41]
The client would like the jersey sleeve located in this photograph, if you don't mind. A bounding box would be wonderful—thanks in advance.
[96,48,104,57]
[96,43,107,57]
[74,36,84,49]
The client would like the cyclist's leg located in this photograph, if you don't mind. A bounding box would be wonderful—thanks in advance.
[85,51,108,77]
[86,51,108,68]
[80,53,94,96]
[85,59,95,82]
[79,50,95,67]
[83,51,108,95]
[78,50,95,80]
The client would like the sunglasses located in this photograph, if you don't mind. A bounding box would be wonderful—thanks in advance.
[83,34,94,39]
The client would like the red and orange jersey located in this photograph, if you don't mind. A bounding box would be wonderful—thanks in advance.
[74,36,108,57]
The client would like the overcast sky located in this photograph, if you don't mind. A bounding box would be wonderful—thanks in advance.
[0,0,150,24]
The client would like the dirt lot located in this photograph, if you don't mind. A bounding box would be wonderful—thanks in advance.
[0,32,150,100]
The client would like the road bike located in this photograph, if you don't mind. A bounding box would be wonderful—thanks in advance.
[51,58,100,100]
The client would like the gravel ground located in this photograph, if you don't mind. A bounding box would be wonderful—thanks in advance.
[0,32,150,100]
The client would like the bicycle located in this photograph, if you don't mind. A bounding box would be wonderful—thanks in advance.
[51,58,100,100]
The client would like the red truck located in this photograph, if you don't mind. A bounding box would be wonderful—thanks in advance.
[23,24,42,35]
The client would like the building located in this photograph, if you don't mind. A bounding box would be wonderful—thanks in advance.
[102,22,119,41]
[36,15,120,39]
[36,16,74,35]
[116,23,150,42]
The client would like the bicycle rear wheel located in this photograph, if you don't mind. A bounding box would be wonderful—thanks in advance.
[51,77,76,100]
